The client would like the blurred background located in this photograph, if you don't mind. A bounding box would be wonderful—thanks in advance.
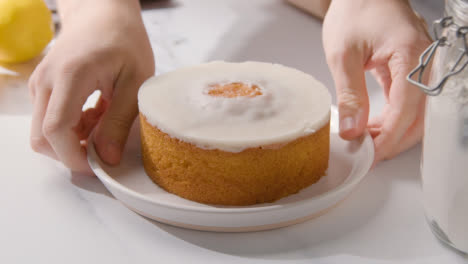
[0,0,444,117]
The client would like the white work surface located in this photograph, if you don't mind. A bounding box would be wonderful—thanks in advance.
[1,0,467,263]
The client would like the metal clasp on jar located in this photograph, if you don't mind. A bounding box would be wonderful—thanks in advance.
[407,16,468,96]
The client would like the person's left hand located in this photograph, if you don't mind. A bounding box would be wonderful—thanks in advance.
[322,0,432,163]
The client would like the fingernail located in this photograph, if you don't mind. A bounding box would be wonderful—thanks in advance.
[340,116,355,132]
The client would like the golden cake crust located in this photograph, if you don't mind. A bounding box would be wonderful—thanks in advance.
[140,114,330,206]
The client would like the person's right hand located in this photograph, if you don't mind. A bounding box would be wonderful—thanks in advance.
[29,0,155,173]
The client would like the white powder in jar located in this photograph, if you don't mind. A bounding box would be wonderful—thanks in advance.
[422,76,468,252]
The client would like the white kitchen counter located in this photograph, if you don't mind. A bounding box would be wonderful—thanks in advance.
[1,0,467,263]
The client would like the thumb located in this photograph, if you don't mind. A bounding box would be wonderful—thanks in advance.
[326,48,370,140]
[94,76,139,165]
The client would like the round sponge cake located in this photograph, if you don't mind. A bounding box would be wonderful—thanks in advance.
[138,61,331,205]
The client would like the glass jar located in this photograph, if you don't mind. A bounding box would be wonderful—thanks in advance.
[408,0,468,255]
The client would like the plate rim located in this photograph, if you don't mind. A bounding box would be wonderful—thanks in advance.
[88,106,374,214]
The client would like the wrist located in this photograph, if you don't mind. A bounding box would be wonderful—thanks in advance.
[332,0,409,3]
[57,0,141,29]
[331,0,410,9]
[328,0,413,17]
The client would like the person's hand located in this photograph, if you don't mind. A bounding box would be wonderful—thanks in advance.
[322,0,431,163]
[29,0,155,173]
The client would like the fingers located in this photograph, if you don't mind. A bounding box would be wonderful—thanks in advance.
[93,72,140,166]
[42,75,97,172]
[30,82,58,160]
[326,47,370,140]
[373,104,425,162]
[75,96,108,140]
[30,62,101,173]
[372,53,426,162]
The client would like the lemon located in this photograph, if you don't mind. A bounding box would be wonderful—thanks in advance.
[0,0,54,63]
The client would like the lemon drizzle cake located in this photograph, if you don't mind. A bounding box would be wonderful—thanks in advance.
[138,61,331,205]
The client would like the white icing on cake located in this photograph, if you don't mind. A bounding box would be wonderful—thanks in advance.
[138,61,331,152]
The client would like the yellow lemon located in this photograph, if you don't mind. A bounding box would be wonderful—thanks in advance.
[0,0,54,63]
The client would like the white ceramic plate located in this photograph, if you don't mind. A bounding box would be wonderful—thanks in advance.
[88,106,374,232]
